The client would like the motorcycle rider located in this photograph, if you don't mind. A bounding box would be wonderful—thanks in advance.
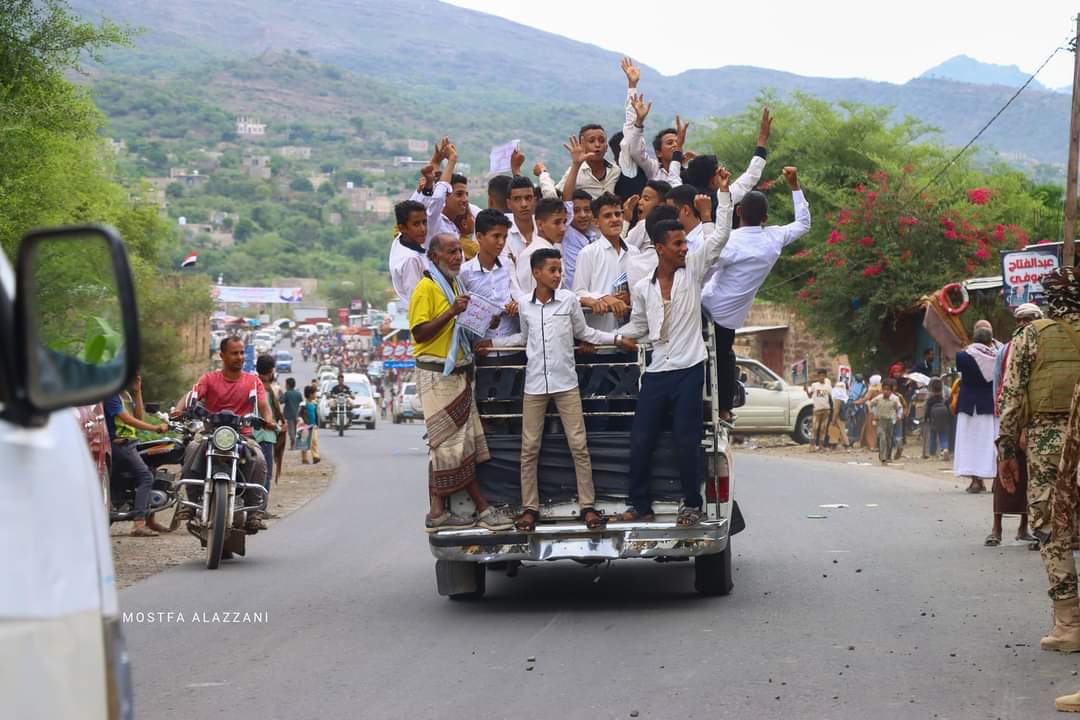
[104,375,171,536]
[330,373,352,398]
[174,336,276,531]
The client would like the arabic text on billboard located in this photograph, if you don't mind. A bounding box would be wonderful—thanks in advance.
[1001,248,1059,308]
[211,286,304,304]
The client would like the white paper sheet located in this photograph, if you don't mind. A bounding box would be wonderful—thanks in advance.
[489,139,521,175]
[457,292,505,337]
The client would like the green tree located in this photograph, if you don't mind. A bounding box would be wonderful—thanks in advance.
[289,177,314,192]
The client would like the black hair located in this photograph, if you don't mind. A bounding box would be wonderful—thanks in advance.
[304,386,315,399]
[579,123,605,139]
[571,189,592,203]
[530,247,562,270]
[666,184,700,217]
[256,354,276,374]
[929,378,943,394]
[644,179,672,199]
[509,175,534,194]
[487,175,511,203]
[608,130,623,163]
[739,190,769,226]
[686,154,719,190]
[450,173,467,187]
[652,128,678,153]
[645,205,679,244]
[395,199,426,226]
[924,348,934,356]
[286,377,296,389]
[475,208,512,235]
[534,198,568,222]
[652,219,684,246]
[220,335,244,353]
[590,192,622,217]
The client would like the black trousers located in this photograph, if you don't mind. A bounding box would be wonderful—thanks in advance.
[628,363,705,513]
[112,440,154,520]
[712,324,737,412]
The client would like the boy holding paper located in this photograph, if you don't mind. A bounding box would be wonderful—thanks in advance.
[475,248,637,531]
[459,209,521,341]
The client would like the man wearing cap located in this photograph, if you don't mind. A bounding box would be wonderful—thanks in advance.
[997,269,1080,656]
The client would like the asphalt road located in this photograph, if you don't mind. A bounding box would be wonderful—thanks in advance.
[121,352,1079,720]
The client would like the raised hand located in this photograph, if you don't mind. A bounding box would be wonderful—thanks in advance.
[511,148,525,176]
[782,166,799,190]
[620,56,640,89]
[717,166,732,194]
[675,115,689,150]
[682,150,698,163]
[445,142,458,162]
[623,194,640,219]
[563,135,588,166]
[630,93,652,128]
[693,193,713,223]
[757,107,772,147]
[532,162,546,177]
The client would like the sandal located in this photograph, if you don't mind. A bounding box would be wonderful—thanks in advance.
[580,507,607,530]
[130,526,159,537]
[614,508,655,523]
[984,533,1001,547]
[677,506,704,527]
[515,509,540,532]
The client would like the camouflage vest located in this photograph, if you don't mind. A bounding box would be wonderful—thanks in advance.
[1027,318,1080,415]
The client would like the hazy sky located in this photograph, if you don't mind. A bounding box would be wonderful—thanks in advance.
[444,1,1079,90]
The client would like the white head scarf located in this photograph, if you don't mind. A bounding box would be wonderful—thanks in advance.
[869,374,882,386]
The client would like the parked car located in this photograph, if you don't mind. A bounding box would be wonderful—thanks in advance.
[275,350,293,373]
[1,224,140,719]
[393,382,423,423]
[733,357,814,444]
[74,403,112,511]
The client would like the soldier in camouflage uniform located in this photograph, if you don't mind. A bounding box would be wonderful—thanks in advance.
[997,267,1080,657]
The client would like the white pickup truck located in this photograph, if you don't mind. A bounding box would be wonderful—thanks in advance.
[427,328,744,599]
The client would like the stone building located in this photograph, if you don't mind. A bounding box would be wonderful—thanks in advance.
[236,116,266,137]
[733,302,849,382]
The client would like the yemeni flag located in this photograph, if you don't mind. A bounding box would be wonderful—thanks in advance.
[181,252,198,269]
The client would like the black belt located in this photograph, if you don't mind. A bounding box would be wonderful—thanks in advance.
[416,361,472,375]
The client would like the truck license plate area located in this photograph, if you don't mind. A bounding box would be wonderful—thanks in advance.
[539,537,620,560]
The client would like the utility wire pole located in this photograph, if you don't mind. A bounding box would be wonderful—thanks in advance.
[1064,16,1080,266]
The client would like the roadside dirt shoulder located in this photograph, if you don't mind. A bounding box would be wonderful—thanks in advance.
[110,453,335,589]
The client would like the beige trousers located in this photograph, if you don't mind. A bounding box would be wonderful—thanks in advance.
[520,389,594,511]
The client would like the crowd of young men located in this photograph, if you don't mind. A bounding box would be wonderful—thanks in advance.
[390,58,811,532]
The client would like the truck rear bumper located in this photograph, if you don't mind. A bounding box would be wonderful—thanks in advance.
[428,519,729,562]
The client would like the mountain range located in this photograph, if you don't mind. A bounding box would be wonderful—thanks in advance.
[72,0,1071,174]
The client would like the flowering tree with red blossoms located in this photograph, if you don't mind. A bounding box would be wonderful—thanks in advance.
[797,170,1039,368]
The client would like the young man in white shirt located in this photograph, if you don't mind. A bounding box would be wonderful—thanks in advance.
[619,58,687,187]
[665,184,707,251]
[573,192,638,332]
[616,171,733,525]
[805,368,833,452]
[420,140,470,243]
[560,189,597,290]
[458,209,521,341]
[388,199,429,307]
[477,248,636,532]
[515,137,586,295]
[623,179,672,250]
[626,204,678,291]
[702,166,811,421]
[555,123,620,199]
[505,175,538,261]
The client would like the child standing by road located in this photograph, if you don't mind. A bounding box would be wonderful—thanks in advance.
[805,368,833,451]
[299,386,321,465]
[476,248,636,531]
[870,380,904,465]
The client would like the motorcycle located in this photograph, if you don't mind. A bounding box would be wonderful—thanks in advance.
[330,392,352,437]
[109,418,199,530]
[176,406,271,570]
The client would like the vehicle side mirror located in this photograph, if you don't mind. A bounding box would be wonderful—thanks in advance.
[10,224,139,424]
[765,381,781,392]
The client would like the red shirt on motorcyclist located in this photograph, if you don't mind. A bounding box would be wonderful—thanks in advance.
[176,336,276,434]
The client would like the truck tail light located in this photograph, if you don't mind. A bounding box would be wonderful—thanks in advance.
[706,475,730,504]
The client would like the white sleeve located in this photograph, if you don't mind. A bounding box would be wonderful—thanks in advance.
[730,154,766,205]
[779,189,811,247]
[618,281,650,339]
[427,181,450,224]
[554,166,572,194]
[492,308,526,348]
[402,256,426,301]
[538,171,558,199]
[690,191,733,283]
[571,299,615,345]
[572,246,602,299]
[623,122,660,179]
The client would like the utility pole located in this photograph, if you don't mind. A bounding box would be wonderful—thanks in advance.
[1064,15,1080,266]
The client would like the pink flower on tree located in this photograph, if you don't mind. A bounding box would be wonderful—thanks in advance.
[827,230,845,245]
[855,183,866,194]
[992,224,1005,242]
[859,236,875,247]
[794,248,810,257]
[941,218,956,231]
[944,230,958,240]
[966,188,992,205]
[862,264,883,278]
[865,191,878,204]
[974,247,990,260]
[838,209,853,226]
[899,216,919,227]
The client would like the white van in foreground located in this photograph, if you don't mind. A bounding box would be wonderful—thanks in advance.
[0,225,140,720]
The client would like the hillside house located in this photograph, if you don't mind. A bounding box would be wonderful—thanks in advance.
[236,116,266,137]
[242,155,272,180]
[168,169,209,187]
[276,145,312,159]
[107,138,127,155]
[466,175,487,198]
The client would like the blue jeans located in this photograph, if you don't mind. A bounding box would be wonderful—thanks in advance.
[929,430,949,454]
[112,440,154,520]
[628,363,705,514]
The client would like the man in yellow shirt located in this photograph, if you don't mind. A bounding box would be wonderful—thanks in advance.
[409,233,512,532]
